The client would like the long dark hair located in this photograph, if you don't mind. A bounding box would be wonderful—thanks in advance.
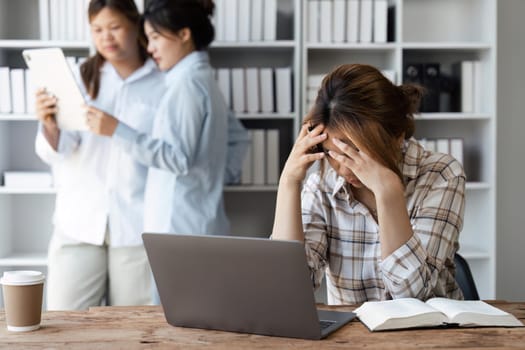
[144,0,215,50]
[80,0,148,99]
[305,64,424,181]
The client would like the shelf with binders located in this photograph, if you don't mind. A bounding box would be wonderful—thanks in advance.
[304,0,396,46]
[402,49,495,115]
[402,0,496,44]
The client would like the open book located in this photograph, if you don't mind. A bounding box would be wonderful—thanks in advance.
[354,298,523,331]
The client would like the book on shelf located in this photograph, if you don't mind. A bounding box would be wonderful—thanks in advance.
[450,138,464,165]
[214,0,225,40]
[259,68,274,113]
[359,0,373,43]
[436,138,449,154]
[373,0,388,43]
[0,67,12,113]
[224,0,238,41]
[307,0,320,43]
[354,298,524,332]
[25,69,36,114]
[251,129,266,185]
[319,0,333,43]
[266,129,280,185]
[403,63,422,86]
[422,63,440,112]
[251,0,264,41]
[10,69,26,114]
[452,61,475,113]
[237,0,250,42]
[241,130,253,185]
[263,0,277,41]
[245,68,260,113]
[275,67,292,113]
[39,0,50,40]
[347,0,360,43]
[231,68,245,113]
[333,0,347,43]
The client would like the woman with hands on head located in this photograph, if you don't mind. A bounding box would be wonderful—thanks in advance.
[272,64,466,304]
[35,0,165,310]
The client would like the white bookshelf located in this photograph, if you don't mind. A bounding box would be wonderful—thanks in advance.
[0,0,497,301]
[302,0,497,299]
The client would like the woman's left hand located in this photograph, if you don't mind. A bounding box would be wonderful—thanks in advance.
[85,105,119,136]
[329,138,401,195]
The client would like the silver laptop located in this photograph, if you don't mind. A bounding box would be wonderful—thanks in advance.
[143,233,355,340]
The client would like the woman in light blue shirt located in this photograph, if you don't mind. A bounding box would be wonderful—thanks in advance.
[86,0,243,235]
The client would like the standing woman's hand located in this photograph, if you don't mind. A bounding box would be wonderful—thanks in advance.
[280,123,327,185]
[85,105,119,136]
[35,87,61,150]
[35,88,58,131]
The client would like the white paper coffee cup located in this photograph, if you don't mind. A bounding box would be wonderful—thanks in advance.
[1,270,45,332]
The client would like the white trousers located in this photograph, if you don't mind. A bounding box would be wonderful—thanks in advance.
[46,230,152,310]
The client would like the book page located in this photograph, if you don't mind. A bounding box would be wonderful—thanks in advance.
[355,298,446,331]
[426,298,523,326]
[427,298,507,319]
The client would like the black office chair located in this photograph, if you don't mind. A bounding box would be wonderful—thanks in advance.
[454,253,480,300]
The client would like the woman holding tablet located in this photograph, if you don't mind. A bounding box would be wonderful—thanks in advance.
[35,0,163,310]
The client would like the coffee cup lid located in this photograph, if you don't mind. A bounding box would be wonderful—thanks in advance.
[0,270,45,286]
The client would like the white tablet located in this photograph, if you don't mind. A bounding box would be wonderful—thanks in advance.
[22,48,87,131]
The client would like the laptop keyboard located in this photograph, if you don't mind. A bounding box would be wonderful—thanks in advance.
[319,320,336,330]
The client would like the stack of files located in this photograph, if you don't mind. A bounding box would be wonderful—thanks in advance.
[306,0,388,44]
[3,171,53,188]
[215,0,277,42]
[241,129,280,185]
[215,67,292,115]
[0,67,34,115]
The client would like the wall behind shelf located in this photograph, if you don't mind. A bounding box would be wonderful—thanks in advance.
[496,0,525,301]
[0,0,39,40]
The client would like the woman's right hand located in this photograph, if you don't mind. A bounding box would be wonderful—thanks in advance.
[35,88,58,130]
[279,123,326,185]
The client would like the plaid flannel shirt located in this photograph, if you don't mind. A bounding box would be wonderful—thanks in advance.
[302,138,466,304]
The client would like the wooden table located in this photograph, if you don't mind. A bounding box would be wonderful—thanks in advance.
[1,302,524,349]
